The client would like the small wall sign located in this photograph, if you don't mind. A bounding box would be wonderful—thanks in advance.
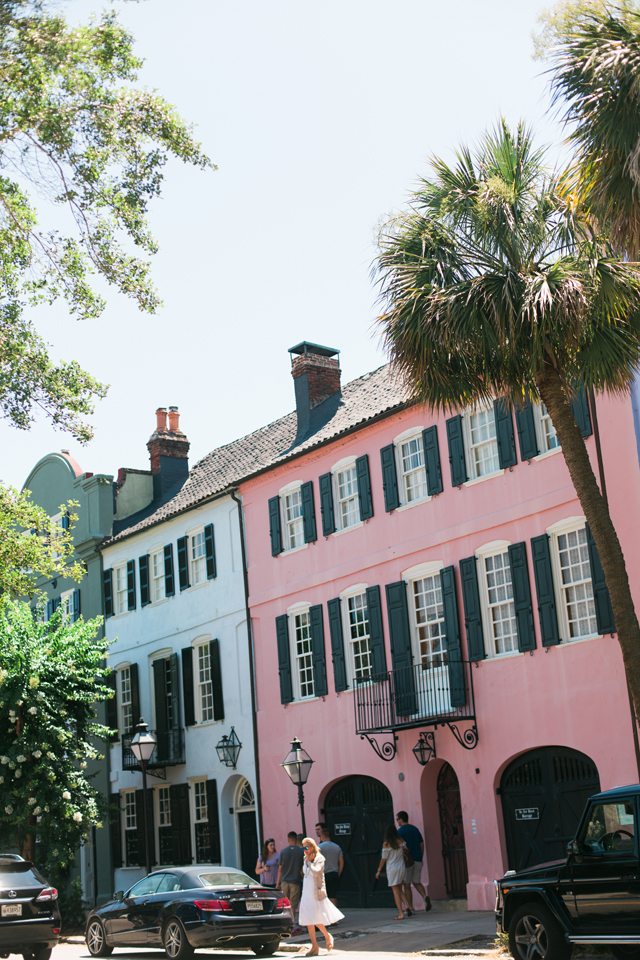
[515,807,540,820]
[334,823,351,835]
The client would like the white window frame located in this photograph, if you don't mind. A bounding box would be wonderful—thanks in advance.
[401,561,447,667]
[60,588,73,621]
[113,563,128,616]
[533,402,561,460]
[150,547,166,603]
[194,638,215,724]
[189,527,207,586]
[117,662,133,736]
[156,784,173,867]
[475,540,520,658]
[49,512,64,561]
[547,516,600,644]
[287,602,316,701]
[340,583,372,686]
[123,789,136,831]
[279,480,308,554]
[189,776,215,865]
[157,784,171,827]
[394,427,431,509]
[462,404,504,485]
[331,456,362,534]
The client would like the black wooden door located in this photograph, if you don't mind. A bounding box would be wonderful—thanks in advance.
[437,762,468,898]
[323,776,395,907]
[501,746,601,871]
[238,810,258,878]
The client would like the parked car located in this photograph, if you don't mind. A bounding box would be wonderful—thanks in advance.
[496,783,640,960]
[85,865,294,959]
[0,856,61,960]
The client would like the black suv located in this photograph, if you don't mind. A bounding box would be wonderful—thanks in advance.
[0,857,61,960]
[496,784,640,960]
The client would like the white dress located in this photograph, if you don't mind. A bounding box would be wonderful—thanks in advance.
[298,855,345,926]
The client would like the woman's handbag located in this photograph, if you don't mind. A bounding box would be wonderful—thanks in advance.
[402,842,415,868]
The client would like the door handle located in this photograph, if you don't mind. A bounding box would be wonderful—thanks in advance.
[141,899,151,904]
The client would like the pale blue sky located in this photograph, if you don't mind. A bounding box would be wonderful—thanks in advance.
[5,0,562,489]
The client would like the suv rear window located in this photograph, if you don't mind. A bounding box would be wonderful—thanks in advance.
[0,865,45,885]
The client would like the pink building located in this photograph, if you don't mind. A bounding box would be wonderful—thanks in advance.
[238,342,640,912]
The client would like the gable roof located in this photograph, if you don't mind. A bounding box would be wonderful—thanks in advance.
[104,362,410,546]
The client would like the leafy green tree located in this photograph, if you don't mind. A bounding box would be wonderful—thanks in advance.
[375,121,640,714]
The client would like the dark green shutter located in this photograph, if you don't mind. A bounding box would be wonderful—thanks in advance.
[446,416,467,486]
[356,455,374,520]
[164,544,175,597]
[508,542,536,652]
[366,586,387,677]
[210,638,225,721]
[423,426,443,496]
[126,560,136,610]
[301,482,317,543]
[385,581,417,716]
[182,647,195,727]
[515,401,538,461]
[571,385,592,438]
[169,652,180,728]
[319,473,336,535]
[269,496,283,555]
[169,784,192,865]
[136,789,155,867]
[110,794,122,869]
[440,566,466,707]
[460,556,485,661]
[153,659,168,759]
[276,615,293,703]
[380,444,400,512]
[105,671,118,740]
[103,568,113,618]
[72,589,81,622]
[46,599,54,621]
[129,662,140,731]
[139,555,150,606]
[204,524,217,578]
[530,535,560,647]
[177,536,189,591]
[61,512,70,531]
[494,399,517,469]
[309,604,328,697]
[585,524,615,634]
[327,597,348,692]
[205,779,221,864]
[52,597,61,612]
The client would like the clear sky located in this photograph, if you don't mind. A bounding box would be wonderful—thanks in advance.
[5,0,563,489]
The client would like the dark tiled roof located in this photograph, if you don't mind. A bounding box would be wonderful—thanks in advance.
[104,362,409,546]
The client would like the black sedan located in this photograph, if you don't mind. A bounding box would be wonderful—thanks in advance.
[85,865,294,958]
[0,856,61,960]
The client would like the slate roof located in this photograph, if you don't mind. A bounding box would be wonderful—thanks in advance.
[104,362,411,546]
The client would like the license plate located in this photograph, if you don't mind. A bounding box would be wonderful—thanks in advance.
[1,904,22,917]
[246,901,263,912]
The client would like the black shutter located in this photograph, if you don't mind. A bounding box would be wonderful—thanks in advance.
[385,581,417,715]
[72,589,81,623]
[206,779,221,864]
[309,604,328,698]
[164,544,175,597]
[139,555,150,606]
[210,639,225,721]
[276,615,293,704]
[585,524,615,634]
[515,401,539,461]
[110,794,122,869]
[169,652,180,728]
[356,455,374,520]
[327,598,348,692]
[169,784,192,865]
[182,647,195,727]
[460,556,485,661]
[52,597,61,612]
[46,599,54,621]
[204,524,217,578]
[319,473,336,536]
[177,536,190,591]
[440,566,466,707]
[508,542,536,652]
[106,670,118,740]
[366,586,387,678]
[380,444,400,512]
[571,385,593,438]
[126,560,136,611]
[446,416,467,486]
[136,789,155,867]
[103,569,113,618]
[301,482,317,543]
[494,399,517,469]
[268,496,283,556]
[154,659,168,759]
[530,535,561,647]
[129,662,140,731]
[423,426,443,496]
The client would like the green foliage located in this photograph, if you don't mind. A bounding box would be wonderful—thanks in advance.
[0,600,113,877]
[54,876,86,928]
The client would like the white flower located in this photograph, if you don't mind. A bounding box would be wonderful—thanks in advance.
[28,797,36,806]
[36,692,44,701]
[33,750,42,759]
[0,669,7,686]
[73,812,82,823]
[28,707,37,715]
[79,762,87,769]
[16,755,26,763]
[8,762,15,769]
[62,791,71,800]
[15,769,21,779]
[0,777,3,784]
[52,849,58,857]
[4,806,13,815]
[33,807,41,815]
[0,757,8,765]
[47,752,55,760]
[8,717,16,724]
[44,806,49,812]
[29,676,39,689]
[9,710,15,717]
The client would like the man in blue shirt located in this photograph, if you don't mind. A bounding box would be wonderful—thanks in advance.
[396,811,431,912]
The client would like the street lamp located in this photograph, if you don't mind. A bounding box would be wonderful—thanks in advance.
[281,737,314,838]
[130,719,157,876]
[216,727,242,768]
[412,731,436,766]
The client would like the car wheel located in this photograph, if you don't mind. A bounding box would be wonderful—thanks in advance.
[508,902,570,960]
[611,948,640,960]
[163,918,194,960]
[86,919,113,958]
[251,943,280,957]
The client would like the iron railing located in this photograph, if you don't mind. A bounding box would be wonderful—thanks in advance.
[122,727,185,771]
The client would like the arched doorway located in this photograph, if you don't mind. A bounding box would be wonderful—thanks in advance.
[234,779,258,878]
[437,762,468,898]
[500,746,601,871]
[323,776,394,907]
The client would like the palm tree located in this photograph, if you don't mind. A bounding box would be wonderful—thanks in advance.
[375,120,640,715]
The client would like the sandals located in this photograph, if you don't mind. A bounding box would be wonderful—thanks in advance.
[327,935,334,951]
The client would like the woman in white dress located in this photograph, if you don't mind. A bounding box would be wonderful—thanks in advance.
[375,825,411,920]
[299,837,344,956]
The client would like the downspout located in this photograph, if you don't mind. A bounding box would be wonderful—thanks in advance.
[230,488,264,847]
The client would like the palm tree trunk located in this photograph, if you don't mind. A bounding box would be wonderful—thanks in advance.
[537,360,640,720]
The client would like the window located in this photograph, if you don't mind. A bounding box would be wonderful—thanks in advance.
[536,403,559,453]
[411,576,447,667]
[120,666,133,734]
[114,565,128,615]
[477,547,518,656]
[194,781,207,822]
[398,435,428,504]
[151,550,165,602]
[335,464,359,530]
[191,531,206,585]
[579,801,636,855]
[60,589,73,621]
[293,611,314,699]
[283,489,304,550]
[197,644,214,722]
[125,790,136,830]
[466,406,500,479]
[158,786,172,865]
[556,527,597,640]
[193,780,210,864]
[124,789,138,867]
[159,786,171,826]
[345,593,372,682]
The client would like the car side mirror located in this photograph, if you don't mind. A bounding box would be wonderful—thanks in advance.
[114,890,124,901]
[568,840,579,856]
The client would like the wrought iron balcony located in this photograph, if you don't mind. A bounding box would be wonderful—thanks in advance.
[122,727,185,774]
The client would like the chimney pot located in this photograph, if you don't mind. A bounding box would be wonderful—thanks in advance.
[156,407,168,432]
[167,406,180,432]
[288,341,341,438]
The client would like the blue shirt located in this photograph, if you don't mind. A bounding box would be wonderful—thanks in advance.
[398,823,423,863]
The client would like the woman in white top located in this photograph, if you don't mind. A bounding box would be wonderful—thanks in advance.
[299,837,344,955]
[375,825,411,920]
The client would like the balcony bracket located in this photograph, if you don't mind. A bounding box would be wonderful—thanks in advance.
[360,732,397,762]
[145,766,166,780]
[445,721,478,750]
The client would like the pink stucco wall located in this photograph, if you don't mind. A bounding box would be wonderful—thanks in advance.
[240,392,640,911]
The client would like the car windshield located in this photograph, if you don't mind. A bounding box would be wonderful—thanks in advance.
[197,871,260,887]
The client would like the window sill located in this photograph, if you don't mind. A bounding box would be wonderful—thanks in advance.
[182,580,210,594]
[288,695,324,705]
[533,447,562,462]
[281,542,309,556]
[332,521,364,538]
[557,633,603,647]
[396,496,432,512]
[148,597,170,608]
[188,719,222,729]
[484,651,524,661]
[463,469,504,488]
[110,610,131,620]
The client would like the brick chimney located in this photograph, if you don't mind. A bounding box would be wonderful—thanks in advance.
[147,406,190,498]
[289,342,341,436]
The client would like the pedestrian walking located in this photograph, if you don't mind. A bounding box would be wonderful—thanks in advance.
[318,828,344,907]
[315,822,326,841]
[255,838,280,887]
[375,825,412,920]
[397,811,432,911]
[277,831,304,933]
[299,837,344,956]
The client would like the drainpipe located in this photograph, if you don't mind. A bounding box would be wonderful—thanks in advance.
[230,488,264,847]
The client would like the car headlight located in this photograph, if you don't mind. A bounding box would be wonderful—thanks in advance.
[494,880,503,910]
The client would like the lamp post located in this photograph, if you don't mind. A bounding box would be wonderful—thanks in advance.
[130,719,157,876]
[281,737,314,838]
